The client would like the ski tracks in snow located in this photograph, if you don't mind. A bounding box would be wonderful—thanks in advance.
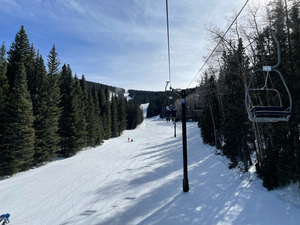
[2,111,300,225]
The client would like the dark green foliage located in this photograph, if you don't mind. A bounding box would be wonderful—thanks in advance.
[91,85,103,145]
[59,64,79,157]
[197,0,300,190]
[0,43,9,137]
[147,96,165,118]
[117,97,127,136]
[0,26,153,177]
[47,44,61,77]
[7,25,31,92]
[0,43,9,175]
[3,63,35,174]
[103,87,112,139]
[220,39,251,167]
[86,90,98,147]
[111,95,118,137]
[32,53,50,164]
[199,74,221,148]
[98,85,106,111]
[73,75,88,148]
[86,81,125,98]
[45,45,61,158]
[126,100,144,129]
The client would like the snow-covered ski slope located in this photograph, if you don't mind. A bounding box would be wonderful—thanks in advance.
[1,103,300,225]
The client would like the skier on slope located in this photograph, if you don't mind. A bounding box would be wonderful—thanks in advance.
[0,214,10,224]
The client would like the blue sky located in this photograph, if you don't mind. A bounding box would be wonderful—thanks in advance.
[0,0,263,91]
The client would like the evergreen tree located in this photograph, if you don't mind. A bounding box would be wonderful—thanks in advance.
[0,42,9,175]
[91,85,103,145]
[47,45,61,77]
[80,75,88,120]
[98,85,106,112]
[117,97,127,135]
[103,87,111,139]
[111,94,118,137]
[3,63,35,175]
[46,44,61,158]
[7,26,31,92]
[199,74,220,147]
[59,64,78,156]
[289,1,300,186]
[32,53,50,164]
[86,90,98,147]
[126,100,144,129]
[221,39,251,168]
[73,75,87,149]
[0,43,8,127]
[26,44,36,94]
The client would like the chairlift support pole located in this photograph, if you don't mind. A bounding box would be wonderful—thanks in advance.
[174,121,176,137]
[181,89,189,192]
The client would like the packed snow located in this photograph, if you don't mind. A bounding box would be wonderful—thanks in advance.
[1,103,300,225]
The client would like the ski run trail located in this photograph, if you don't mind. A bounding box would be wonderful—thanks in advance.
[1,103,300,225]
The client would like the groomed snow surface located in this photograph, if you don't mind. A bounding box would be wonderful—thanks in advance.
[1,103,300,225]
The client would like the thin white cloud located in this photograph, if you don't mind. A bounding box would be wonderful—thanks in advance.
[0,0,272,91]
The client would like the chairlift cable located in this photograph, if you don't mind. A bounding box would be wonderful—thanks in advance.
[186,0,300,89]
[166,0,172,88]
[186,0,250,89]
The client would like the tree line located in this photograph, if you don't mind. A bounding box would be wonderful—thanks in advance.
[195,0,300,190]
[0,26,143,177]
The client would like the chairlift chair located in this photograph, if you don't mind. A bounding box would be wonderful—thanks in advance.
[162,81,177,120]
[245,31,292,122]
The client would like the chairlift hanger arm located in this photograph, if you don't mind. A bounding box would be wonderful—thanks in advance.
[270,31,281,69]
[165,81,170,98]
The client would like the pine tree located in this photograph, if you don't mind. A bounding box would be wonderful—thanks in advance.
[86,90,98,147]
[103,87,111,139]
[91,85,103,145]
[0,42,9,175]
[47,45,61,77]
[80,75,88,119]
[199,74,220,147]
[46,44,61,158]
[7,26,31,92]
[32,53,50,164]
[3,63,35,174]
[98,85,106,112]
[289,1,300,186]
[73,75,87,149]
[117,97,127,135]
[59,64,77,156]
[221,39,250,168]
[26,44,36,95]
[0,43,9,128]
[111,95,118,137]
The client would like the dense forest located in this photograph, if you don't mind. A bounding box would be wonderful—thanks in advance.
[127,89,196,118]
[128,89,177,118]
[0,26,143,177]
[86,81,125,98]
[192,0,300,190]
